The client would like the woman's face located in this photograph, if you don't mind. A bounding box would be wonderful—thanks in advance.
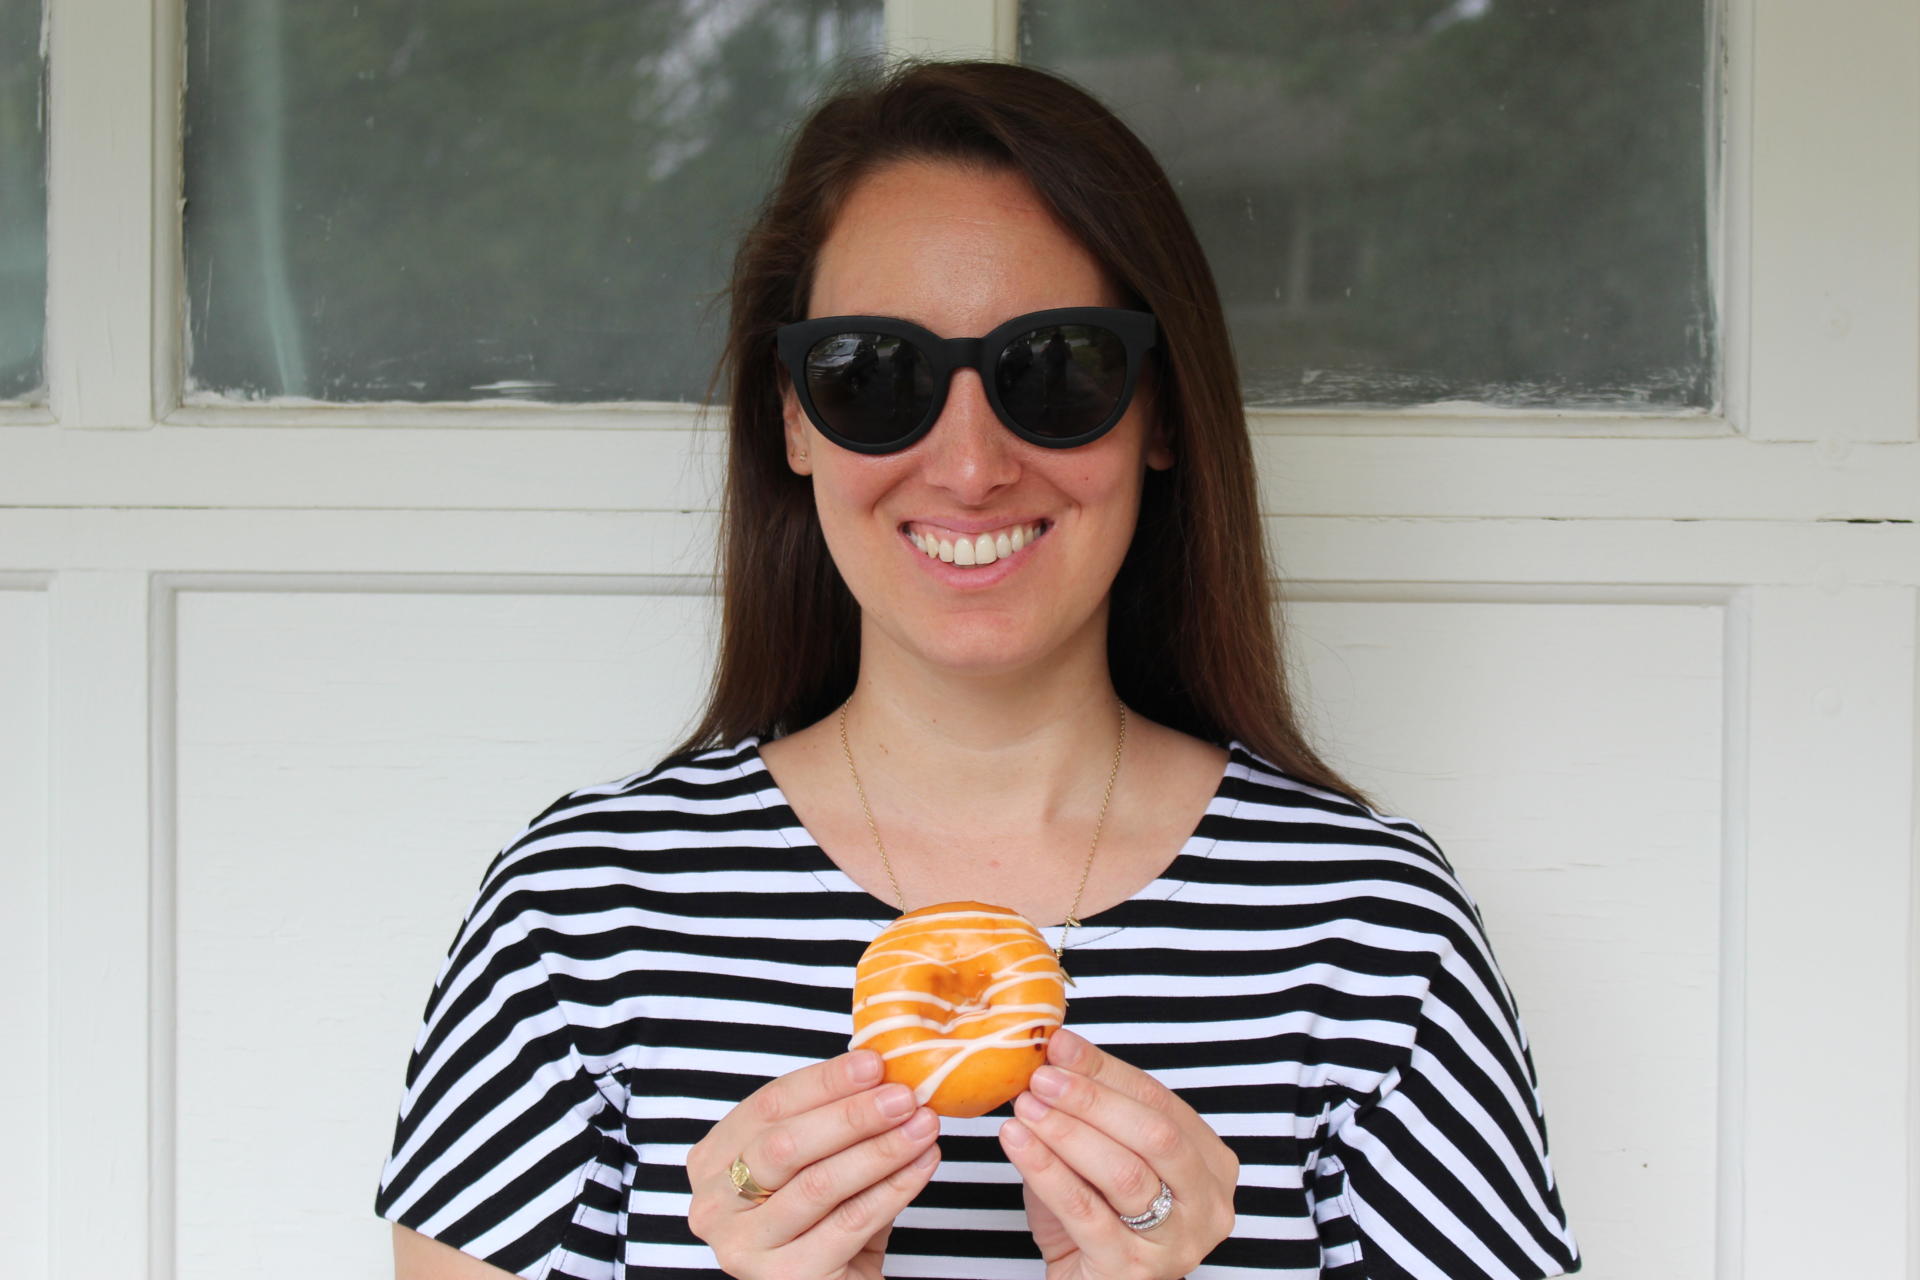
[783,158,1173,681]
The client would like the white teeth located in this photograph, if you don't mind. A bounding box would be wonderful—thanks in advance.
[907,522,1046,569]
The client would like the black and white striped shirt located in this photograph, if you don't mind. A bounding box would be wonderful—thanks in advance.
[374,737,1581,1278]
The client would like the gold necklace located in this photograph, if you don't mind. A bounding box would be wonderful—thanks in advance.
[837,697,1127,986]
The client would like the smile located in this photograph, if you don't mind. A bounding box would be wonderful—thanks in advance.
[903,520,1051,567]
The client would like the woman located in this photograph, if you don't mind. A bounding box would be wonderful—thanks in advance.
[376,59,1581,1279]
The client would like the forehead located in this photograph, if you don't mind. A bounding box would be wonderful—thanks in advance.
[808,159,1122,324]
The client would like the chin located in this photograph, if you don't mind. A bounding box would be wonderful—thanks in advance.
[898,622,1047,674]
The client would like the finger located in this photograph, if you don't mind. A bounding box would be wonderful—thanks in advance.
[1027,1064,1215,1193]
[998,1117,1130,1258]
[780,1126,943,1274]
[1045,1030,1219,1153]
[1048,1029,1197,1120]
[1012,1087,1170,1222]
[734,1076,927,1205]
[743,1106,942,1250]
[691,1049,882,1180]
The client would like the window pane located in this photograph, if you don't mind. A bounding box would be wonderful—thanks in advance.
[0,0,46,402]
[1021,0,1716,411]
[184,0,882,404]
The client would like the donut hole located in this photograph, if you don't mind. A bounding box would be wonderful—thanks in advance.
[851,902,1068,1117]
[931,965,994,1025]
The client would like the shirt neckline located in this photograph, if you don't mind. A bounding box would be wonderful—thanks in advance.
[735,734,1243,936]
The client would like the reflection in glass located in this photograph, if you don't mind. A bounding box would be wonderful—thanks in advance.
[807,333,931,442]
[1022,0,1715,410]
[999,325,1126,435]
[185,0,882,403]
[0,0,47,402]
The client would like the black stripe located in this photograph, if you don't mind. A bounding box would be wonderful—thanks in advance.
[373,737,1579,1278]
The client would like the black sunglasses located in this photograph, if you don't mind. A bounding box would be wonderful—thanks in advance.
[775,307,1157,455]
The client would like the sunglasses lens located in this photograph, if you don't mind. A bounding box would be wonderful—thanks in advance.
[803,333,934,447]
[995,324,1130,440]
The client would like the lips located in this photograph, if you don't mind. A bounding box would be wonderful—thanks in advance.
[905,520,1050,566]
[900,519,1052,586]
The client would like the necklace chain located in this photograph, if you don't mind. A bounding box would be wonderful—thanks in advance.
[838,698,1127,985]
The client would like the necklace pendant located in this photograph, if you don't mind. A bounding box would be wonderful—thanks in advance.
[1053,945,1076,986]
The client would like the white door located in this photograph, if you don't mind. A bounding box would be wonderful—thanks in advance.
[4,2,1914,1278]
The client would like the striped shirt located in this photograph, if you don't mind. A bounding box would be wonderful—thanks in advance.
[374,737,1581,1278]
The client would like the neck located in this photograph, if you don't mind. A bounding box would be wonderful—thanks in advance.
[841,620,1127,835]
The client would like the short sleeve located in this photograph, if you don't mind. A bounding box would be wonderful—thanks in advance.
[1311,860,1582,1279]
[373,815,632,1279]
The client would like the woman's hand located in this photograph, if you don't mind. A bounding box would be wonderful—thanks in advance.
[997,1028,1239,1280]
[686,1049,942,1280]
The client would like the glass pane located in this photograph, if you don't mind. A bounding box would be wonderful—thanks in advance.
[1022,0,1715,411]
[184,0,882,404]
[0,0,47,402]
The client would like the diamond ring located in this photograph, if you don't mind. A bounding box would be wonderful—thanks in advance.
[1118,1179,1174,1231]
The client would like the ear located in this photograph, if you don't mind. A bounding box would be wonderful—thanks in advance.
[780,380,814,476]
[1145,416,1175,471]
[1140,372,1174,471]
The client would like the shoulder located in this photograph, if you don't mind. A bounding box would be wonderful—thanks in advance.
[463,736,780,925]
[1208,741,1489,954]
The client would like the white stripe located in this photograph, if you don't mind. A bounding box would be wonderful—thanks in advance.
[386,1000,579,1191]
[372,738,1575,1277]
[1336,1112,1540,1280]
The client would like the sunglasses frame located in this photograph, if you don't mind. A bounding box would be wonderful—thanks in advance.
[775,306,1158,455]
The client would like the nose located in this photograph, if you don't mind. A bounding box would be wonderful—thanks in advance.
[917,368,1019,501]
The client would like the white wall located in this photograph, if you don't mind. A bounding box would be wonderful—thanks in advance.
[5,0,1916,1276]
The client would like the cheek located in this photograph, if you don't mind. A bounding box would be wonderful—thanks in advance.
[811,462,905,549]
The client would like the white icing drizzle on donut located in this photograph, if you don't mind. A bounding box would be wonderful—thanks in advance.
[848,1002,1067,1047]
[895,1018,1062,1106]
[851,906,1068,1110]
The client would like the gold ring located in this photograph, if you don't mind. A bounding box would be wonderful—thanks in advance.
[729,1153,773,1204]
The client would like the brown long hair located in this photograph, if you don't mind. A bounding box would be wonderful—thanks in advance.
[669,57,1379,816]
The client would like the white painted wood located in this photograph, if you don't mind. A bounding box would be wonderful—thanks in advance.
[1710,0,1752,438]
[151,0,184,418]
[6,427,1920,521]
[4,509,1920,589]
[1748,0,1920,442]
[1741,587,1914,1277]
[0,585,51,1280]
[1716,588,1752,1280]
[884,0,1015,61]
[162,398,1732,434]
[1286,597,1728,1279]
[9,0,1916,1274]
[44,0,157,430]
[170,586,719,1276]
[45,571,154,1276]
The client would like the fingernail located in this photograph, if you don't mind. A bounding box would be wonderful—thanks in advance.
[1015,1090,1050,1120]
[1051,1029,1084,1065]
[1002,1119,1031,1148]
[877,1084,915,1117]
[913,1144,939,1168]
[849,1051,882,1083]
[903,1108,937,1140]
[1031,1066,1067,1098]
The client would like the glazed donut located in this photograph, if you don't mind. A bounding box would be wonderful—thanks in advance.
[851,901,1068,1118]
